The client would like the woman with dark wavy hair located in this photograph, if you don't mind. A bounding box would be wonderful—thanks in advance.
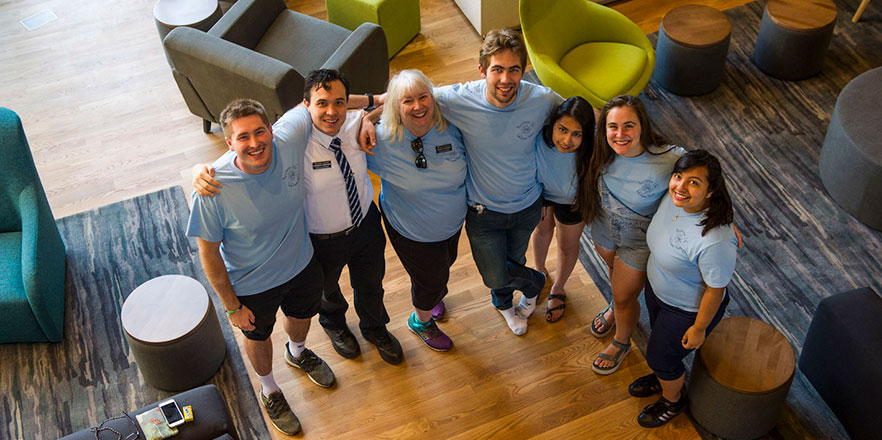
[573,95,685,375]
[629,149,738,428]
[529,96,595,323]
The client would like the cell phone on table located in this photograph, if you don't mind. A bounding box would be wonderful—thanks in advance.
[158,399,185,428]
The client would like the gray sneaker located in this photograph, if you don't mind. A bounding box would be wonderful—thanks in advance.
[284,344,336,387]
[260,388,301,435]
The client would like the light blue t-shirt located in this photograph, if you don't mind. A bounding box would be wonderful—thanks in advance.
[603,145,686,217]
[367,122,468,242]
[435,80,562,213]
[646,196,738,312]
[535,135,577,204]
[186,108,313,296]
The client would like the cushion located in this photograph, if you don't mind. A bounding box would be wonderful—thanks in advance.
[560,42,648,101]
[256,10,349,73]
[0,231,46,341]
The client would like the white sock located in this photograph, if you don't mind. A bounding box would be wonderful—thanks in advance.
[516,294,537,319]
[498,307,527,336]
[258,371,280,397]
[288,339,306,358]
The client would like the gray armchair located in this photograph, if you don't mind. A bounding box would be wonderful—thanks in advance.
[164,0,389,132]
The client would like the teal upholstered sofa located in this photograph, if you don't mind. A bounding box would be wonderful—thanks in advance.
[0,108,66,343]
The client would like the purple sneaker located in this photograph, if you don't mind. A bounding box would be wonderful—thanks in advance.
[408,315,453,352]
[431,300,447,321]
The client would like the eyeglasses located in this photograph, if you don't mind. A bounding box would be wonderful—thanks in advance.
[411,137,427,169]
[90,413,140,440]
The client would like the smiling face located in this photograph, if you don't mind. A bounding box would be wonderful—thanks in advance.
[551,115,583,153]
[304,79,347,136]
[605,105,644,158]
[479,49,523,109]
[399,86,435,137]
[669,166,712,213]
[226,114,273,174]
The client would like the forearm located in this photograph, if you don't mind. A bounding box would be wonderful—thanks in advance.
[692,286,726,330]
[198,244,240,311]
[348,92,386,109]
[364,105,383,125]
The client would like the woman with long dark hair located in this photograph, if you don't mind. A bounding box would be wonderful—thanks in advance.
[574,95,685,375]
[630,149,738,427]
[528,96,595,322]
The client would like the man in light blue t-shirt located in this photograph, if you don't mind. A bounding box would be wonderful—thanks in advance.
[433,29,563,335]
[186,99,333,436]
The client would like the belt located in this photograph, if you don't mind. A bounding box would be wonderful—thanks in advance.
[310,224,358,240]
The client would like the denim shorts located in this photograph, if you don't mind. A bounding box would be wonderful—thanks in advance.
[589,181,651,271]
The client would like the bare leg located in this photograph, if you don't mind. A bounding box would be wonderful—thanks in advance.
[531,206,555,274]
[659,373,686,402]
[415,308,432,322]
[547,221,585,320]
[592,245,617,332]
[594,259,646,368]
[283,316,311,344]
[244,338,274,376]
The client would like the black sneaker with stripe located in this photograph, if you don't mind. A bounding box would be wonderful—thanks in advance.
[637,394,688,428]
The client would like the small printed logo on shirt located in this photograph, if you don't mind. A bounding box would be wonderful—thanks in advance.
[670,229,687,250]
[312,160,332,170]
[516,121,536,140]
[435,144,453,154]
[284,164,300,187]
[637,179,657,198]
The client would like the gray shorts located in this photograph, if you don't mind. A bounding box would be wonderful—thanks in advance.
[589,181,652,271]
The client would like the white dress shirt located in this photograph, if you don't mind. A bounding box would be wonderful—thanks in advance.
[304,109,373,234]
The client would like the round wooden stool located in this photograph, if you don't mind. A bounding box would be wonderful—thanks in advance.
[687,316,795,439]
[122,275,227,391]
[154,0,223,41]
[752,0,838,80]
[654,5,732,96]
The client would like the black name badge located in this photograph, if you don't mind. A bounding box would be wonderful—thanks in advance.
[312,160,332,170]
[435,144,453,154]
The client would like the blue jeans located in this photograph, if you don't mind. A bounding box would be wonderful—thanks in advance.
[465,197,544,309]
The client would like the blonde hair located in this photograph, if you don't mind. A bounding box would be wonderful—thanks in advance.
[381,69,447,145]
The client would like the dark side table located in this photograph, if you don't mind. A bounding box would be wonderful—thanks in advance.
[121,275,226,391]
[154,0,223,41]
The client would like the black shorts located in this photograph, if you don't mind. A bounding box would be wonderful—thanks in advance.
[236,255,323,341]
[542,199,583,225]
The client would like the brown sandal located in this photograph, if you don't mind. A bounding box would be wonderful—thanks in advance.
[545,293,567,323]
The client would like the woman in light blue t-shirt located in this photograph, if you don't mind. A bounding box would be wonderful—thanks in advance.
[630,149,738,428]
[366,69,468,353]
[574,95,684,375]
[531,96,595,323]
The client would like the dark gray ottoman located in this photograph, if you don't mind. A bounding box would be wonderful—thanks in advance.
[687,316,796,440]
[654,4,731,96]
[799,287,882,440]
[819,66,882,231]
[752,0,837,80]
[122,275,227,391]
[61,384,239,439]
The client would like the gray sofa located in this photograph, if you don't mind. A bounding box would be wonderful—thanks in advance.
[164,0,389,132]
[61,385,238,440]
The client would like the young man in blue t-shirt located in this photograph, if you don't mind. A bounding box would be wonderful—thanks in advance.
[186,99,332,436]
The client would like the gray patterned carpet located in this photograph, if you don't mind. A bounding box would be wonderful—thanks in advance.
[0,186,268,439]
[577,0,881,438]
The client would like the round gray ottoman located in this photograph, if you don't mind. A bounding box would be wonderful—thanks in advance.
[122,275,227,391]
[820,67,882,231]
[687,317,795,440]
[752,0,837,81]
[654,5,731,96]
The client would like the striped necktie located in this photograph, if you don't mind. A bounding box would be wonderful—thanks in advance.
[329,137,363,227]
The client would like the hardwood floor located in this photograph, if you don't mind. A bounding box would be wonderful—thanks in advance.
[1,0,749,438]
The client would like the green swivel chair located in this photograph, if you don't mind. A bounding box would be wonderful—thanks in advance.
[519,0,655,108]
[0,108,66,343]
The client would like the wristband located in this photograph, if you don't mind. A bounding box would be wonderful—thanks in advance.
[365,93,375,111]
[226,304,243,316]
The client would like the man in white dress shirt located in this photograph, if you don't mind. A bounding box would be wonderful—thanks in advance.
[301,69,403,365]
